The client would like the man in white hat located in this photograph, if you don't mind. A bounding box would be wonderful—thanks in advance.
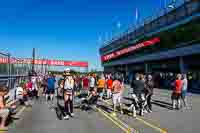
[63,68,75,120]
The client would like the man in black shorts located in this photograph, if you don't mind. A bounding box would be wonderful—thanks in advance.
[46,74,56,102]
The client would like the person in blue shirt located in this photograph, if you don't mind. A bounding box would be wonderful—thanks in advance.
[46,74,56,102]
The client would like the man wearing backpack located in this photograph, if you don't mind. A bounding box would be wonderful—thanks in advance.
[63,68,75,120]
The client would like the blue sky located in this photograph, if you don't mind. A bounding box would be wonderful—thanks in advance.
[0,0,180,71]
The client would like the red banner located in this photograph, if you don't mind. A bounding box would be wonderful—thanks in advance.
[101,37,160,62]
[0,58,88,67]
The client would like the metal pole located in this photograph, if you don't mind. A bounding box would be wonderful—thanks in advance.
[32,48,35,74]
[42,59,44,74]
[8,53,11,89]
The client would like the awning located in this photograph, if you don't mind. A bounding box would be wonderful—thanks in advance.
[104,44,200,67]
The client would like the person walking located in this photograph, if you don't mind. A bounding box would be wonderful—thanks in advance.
[57,78,64,98]
[82,75,89,95]
[63,68,75,120]
[97,75,106,100]
[111,75,124,117]
[106,75,113,99]
[46,74,56,102]
[25,80,33,99]
[145,75,154,112]
[89,74,96,93]
[172,74,182,110]
[73,75,80,96]
[37,75,44,101]
[181,74,188,108]
[31,74,39,100]
[130,73,146,116]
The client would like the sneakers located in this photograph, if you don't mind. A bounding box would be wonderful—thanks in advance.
[63,113,74,120]
[133,110,136,118]
[128,104,134,111]
[143,109,148,113]
[139,110,144,116]
[120,110,123,115]
[64,115,69,120]
[70,113,75,117]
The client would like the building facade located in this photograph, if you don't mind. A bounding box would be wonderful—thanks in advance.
[99,0,200,91]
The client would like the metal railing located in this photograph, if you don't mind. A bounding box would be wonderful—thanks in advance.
[0,51,30,89]
[100,0,200,53]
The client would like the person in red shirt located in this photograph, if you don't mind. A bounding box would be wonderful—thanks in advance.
[26,81,33,98]
[82,76,89,95]
[172,74,182,110]
[106,76,113,99]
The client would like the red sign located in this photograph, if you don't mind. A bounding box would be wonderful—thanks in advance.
[0,58,88,67]
[0,58,8,64]
[101,37,160,62]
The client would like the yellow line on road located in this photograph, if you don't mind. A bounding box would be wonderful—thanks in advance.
[135,117,167,133]
[99,100,138,133]
[103,100,167,133]
[99,107,138,133]
[105,110,138,133]
[96,108,129,133]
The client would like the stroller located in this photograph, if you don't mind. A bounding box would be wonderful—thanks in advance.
[128,93,147,117]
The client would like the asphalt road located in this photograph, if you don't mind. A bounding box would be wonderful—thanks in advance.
[8,99,122,133]
[113,86,200,133]
[8,86,200,133]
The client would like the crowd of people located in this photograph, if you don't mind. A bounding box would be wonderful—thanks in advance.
[0,68,190,128]
[0,72,57,130]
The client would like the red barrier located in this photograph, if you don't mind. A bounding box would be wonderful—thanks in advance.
[0,58,88,67]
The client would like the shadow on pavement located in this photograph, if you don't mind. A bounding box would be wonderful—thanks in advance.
[5,116,20,126]
[123,97,133,101]
[98,103,133,116]
[54,102,66,120]
[97,104,113,113]
[152,100,173,110]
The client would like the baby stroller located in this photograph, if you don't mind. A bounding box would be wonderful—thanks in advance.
[128,93,146,117]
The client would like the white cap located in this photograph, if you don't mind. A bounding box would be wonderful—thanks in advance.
[64,68,70,72]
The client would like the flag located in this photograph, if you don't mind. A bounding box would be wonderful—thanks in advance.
[135,8,138,24]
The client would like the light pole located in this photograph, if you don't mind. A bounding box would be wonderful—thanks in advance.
[32,48,35,74]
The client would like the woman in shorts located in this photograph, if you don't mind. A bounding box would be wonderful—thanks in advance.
[171,74,182,110]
